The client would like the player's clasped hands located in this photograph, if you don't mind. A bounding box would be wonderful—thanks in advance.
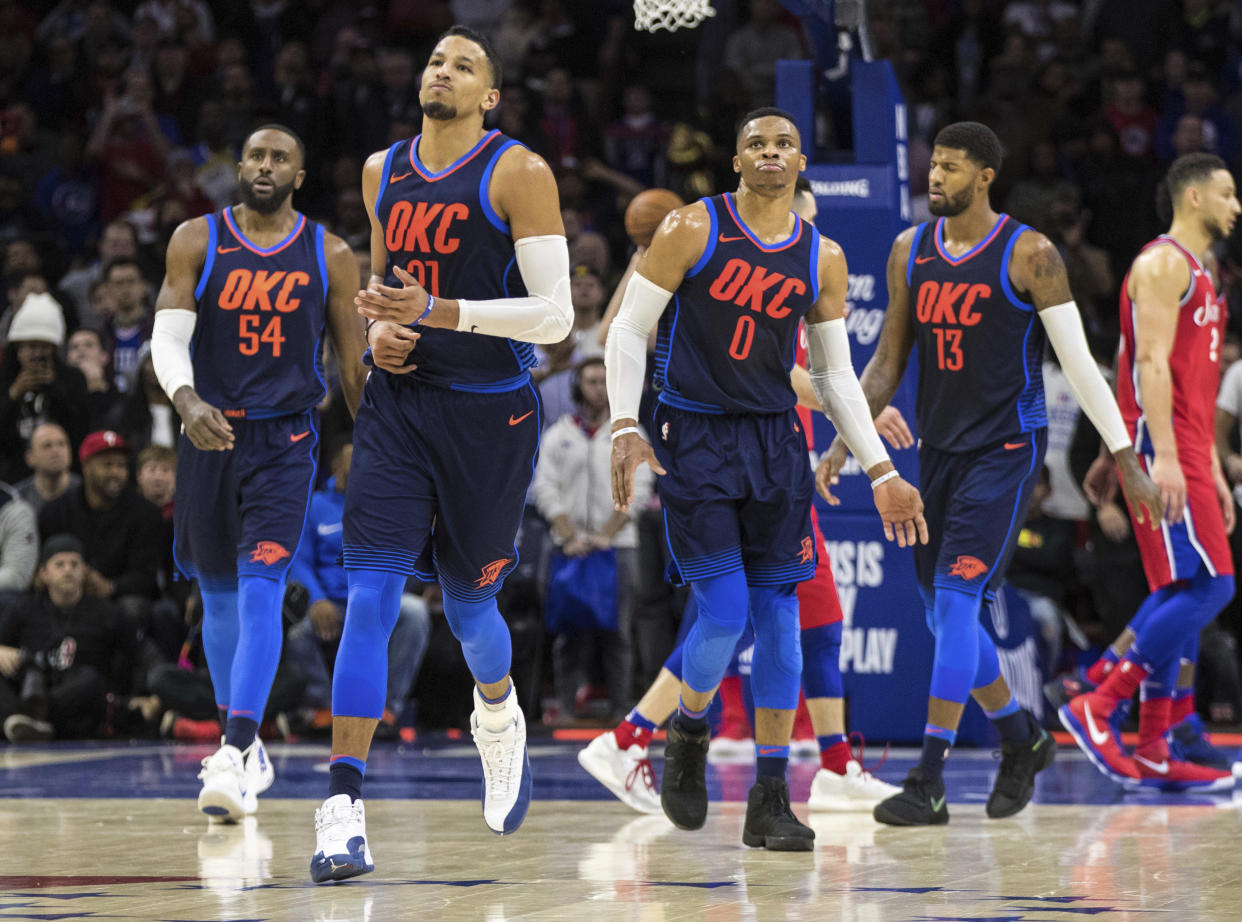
[369,321,421,374]
[356,266,440,327]
[610,430,666,511]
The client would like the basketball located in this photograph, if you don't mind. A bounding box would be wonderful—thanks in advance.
[624,188,684,247]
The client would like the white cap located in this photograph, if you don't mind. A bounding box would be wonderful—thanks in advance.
[8,292,66,347]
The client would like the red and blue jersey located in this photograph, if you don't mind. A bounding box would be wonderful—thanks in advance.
[654,193,819,415]
[907,214,1047,452]
[374,129,534,392]
[1117,235,1225,471]
[192,208,329,418]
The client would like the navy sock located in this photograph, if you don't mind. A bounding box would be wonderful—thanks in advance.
[918,734,951,785]
[224,716,259,751]
[674,698,709,735]
[328,761,364,803]
[991,707,1034,742]
[755,742,789,780]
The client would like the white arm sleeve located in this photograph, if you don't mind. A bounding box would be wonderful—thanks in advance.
[454,234,573,344]
[150,308,197,400]
[1040,301,1131,453]
[806,318,890,472]
[605,272,673,424]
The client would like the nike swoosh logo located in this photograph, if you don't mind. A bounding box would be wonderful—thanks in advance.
[1135,755,1169,774]
[930,794,946,812]
[718,234,747,243]
[217,246,241,254]
[1083,700,1111,746]
[290,430,311,443]
[1004,441,1027,450]
[509,411,534,426]
[389,171,413,184]
[317,523,343,535]
[915,255,936,264]
[757,747,782,756]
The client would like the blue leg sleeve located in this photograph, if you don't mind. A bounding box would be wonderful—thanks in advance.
[928,587,982,704]
[333,569,405,719]
[228,575,284,720]
[800,622,843,699]
[680,570,750,694]
[200,582,239,710]
[1132,568,1235,671]
[972,621,1002,690]
[442,592,512,686]
[748,584,801,711]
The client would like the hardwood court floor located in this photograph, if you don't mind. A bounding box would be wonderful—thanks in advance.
[2,740,1242,920]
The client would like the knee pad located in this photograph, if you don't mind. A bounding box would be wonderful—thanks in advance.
[333,569,406,718]
[200,586,239,707]
[442,592,511,686]
[928,587,981,704]
[748,584,801,711]
[800,621,843,699]
[680,570,750,694]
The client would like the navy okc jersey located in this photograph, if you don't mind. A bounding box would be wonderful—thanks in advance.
[193,208,328,418]
[375,130,533,391]
[654,193,819,414]
[907,214,1046,451]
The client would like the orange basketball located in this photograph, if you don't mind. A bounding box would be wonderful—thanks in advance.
[624,188,684,247]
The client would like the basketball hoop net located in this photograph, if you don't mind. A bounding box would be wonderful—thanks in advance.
[633,0,716,33]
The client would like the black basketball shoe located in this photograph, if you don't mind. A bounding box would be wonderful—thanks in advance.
[660,717,710,830]
[742,776,815,851]
[986,725,1056,818]
[873,766,949,826]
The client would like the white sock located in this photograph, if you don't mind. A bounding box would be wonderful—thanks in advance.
[475,682,518,732]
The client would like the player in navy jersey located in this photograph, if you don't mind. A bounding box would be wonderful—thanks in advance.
[150,125,366,822]
[607,107,925,850]
[819,121,1162,825]
[309,26,573,882]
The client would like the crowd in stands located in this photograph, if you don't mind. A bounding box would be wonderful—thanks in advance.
[3,0,1242,741]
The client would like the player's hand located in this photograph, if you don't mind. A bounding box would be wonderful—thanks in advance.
[309,599,344,642]
[355,266,433,326]
[875,406,914,449]
[611,430,665,512]
[872,477,929,547]
[1082,455,1118,505]
[1096,501,1131,542]
[174,388,235,451]
[1148,452,1186,524]
[815,438,849,505]
[370,321,420,375]
[1214,467,1236,536]
[1116,450,1163,530]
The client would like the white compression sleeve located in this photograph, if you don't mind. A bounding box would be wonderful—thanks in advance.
[454,234,573,344]
[1040,301,1131,452]
[806,318,890,471]
[150,308,197,400]
[605,272,673,424]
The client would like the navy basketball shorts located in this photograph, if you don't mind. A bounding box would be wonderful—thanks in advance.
[342,370,541,601]
[651,402,816,587]
[174,410,319,583]
[914,427,1048,598]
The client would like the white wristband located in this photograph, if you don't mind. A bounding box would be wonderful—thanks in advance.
[611,426,641,441]
[871,470,900,489]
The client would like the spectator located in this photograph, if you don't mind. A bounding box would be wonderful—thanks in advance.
[135,443,175,517]
[109,346,179,452]
[183,99,237,211]
[100,257,153,392]
[57,218,141,321]
[33,129,100,260]
[14,422,79,513]
[0,479,36,604]
[133,0,214,48]
[0,293,89,482]
[287,441,430,735]
[602,84,669,189]
[537,66,595,170]
[85,68,172,222]
[532,356,653,720]
[0,534,136,742]
[37,430,164,616]
[724,0,806,110]
[1101,68,1158,161]
[65,327,122,429]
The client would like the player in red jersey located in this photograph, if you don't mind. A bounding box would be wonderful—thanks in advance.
[1061,153,1241,791]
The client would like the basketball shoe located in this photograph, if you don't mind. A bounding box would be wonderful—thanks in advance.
[310,794,373,883]
[578,731,662,815]
[742,776,815,850]
[1132,739,1234,792]
[242,739,274,814]
[1168,713,1231,771]
[1059,695,1139,784]
[808,760,901,811]
[661,717,710,830]
[986,724,1056,818]
[873,766,949,826]
[470,686,533,835]
[197,743,247,822]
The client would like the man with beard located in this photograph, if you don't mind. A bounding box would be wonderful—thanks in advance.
[1060,153,1241,792]
[309,26,572,882]
[818,121,1163,825]
[150,124,366,823]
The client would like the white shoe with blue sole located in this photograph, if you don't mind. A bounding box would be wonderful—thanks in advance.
[471,685,533,835]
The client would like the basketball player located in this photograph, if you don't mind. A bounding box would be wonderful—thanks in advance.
[608,107,924,850]
[151,125,366,821]
[819,121,1163,825]
[581,181,900,815]
[309,27,573,881]
[1060,153,1239,791]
